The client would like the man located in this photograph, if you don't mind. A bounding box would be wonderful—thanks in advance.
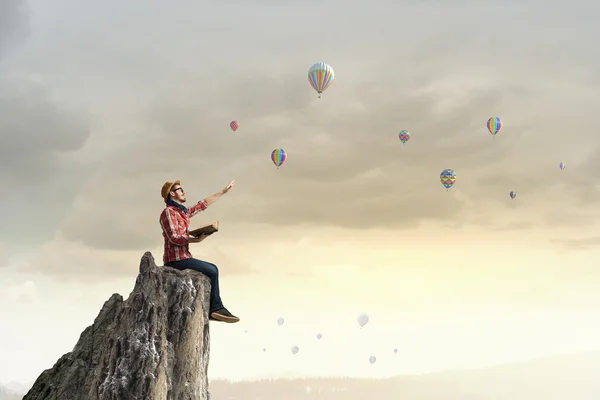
[159,179,239,323]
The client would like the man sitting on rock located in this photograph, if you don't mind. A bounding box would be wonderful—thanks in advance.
[159,179,240,323]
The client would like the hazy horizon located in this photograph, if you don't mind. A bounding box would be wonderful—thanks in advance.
[5,350,600,398]
[2,0,600,388]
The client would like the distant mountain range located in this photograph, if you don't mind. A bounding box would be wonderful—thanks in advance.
[0,386,22,400]
[5,351,600,399]
[210,351,600,400]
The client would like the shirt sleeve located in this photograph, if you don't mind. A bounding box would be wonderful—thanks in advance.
[187,200,208,218]
[160,208,189,246]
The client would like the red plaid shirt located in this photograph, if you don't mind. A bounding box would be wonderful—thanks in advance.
[159,200,209,264]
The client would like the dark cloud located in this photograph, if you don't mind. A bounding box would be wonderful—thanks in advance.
[0,0,29,61]
[0,78,90,166]
[0,76,93,246]
[0,1,94,247]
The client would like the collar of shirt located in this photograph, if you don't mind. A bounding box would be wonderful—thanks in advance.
[166,199,188,214]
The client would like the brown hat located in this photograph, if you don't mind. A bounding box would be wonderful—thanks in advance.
[161,180,180,201]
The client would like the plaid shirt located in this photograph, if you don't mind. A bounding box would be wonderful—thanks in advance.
[159,200,209,264]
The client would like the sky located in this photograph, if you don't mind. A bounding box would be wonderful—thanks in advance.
[2,0,600,387]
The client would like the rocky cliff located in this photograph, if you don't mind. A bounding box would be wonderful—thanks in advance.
[23,252,212,400]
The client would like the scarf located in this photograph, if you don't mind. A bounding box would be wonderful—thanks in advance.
[166,199,188,214]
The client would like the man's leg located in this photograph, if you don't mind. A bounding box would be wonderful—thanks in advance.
[165,258,239,323]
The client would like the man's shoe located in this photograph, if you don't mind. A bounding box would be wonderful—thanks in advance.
[210,308,240,323]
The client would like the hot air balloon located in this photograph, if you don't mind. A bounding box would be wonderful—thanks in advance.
[398,130,410,144]
[263,348,266,352]
[487,117,502,136]
[271,148,287,168]
[559,162,566,170]
[369,356,377,364]
[393,348,398,354]
[510,191,516,199]
[357,313,369,328]
[440,169,456,190]
[316,333,322,340]
[291,345,299,355]
[277,317,284,326]
[308,62,335,98]
[230,120,239,132]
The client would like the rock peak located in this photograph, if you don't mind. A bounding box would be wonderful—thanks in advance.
[24,252,212,400]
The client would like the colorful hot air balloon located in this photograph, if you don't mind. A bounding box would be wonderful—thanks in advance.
[308,62,335,98]
[440,169,456,190]
[398,130,410,144]
[230,120,239,132]
[277,317,284,326]
[487,117,502,136]
[510,191,516,199]
[393,348,398,354]
[559,162,566,170]
[369,356,377,364]
[291,345,299,355]
[271,148,287,168]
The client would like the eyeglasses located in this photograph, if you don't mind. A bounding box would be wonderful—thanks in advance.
[172,187,184,193]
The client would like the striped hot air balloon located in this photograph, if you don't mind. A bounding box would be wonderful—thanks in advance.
[486,117,502,136]
[440,169,456,190]
[510,191,516,199]
[308,62,335,98]
[559,162,566,170]
[271,148,287,168]
[398,130,410,144]
[230,120,239,131]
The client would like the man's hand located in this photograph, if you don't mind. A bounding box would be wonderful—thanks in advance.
[222,180,235,194]
[188,233,211,243]
[199,232,211,241]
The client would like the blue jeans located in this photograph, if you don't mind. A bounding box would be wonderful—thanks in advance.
[165,258,224,313]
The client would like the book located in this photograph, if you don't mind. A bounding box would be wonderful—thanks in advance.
[189,221,219,237]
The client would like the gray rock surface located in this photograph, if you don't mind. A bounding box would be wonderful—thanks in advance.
[23,252,211,400]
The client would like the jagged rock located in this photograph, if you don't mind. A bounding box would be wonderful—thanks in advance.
[23,252,211,400]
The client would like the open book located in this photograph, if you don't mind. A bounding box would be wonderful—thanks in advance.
[189,221,219,237]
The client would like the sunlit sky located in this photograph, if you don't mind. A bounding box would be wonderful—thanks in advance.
[2,0,600,386]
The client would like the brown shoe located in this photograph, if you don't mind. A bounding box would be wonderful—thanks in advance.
[210,308,240,323]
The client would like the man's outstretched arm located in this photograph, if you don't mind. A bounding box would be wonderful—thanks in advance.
[188,180,235,218]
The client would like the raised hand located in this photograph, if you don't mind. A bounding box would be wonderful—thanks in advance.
[222,180,235,194]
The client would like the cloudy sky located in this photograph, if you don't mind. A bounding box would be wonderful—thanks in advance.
[2,0,600,387]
